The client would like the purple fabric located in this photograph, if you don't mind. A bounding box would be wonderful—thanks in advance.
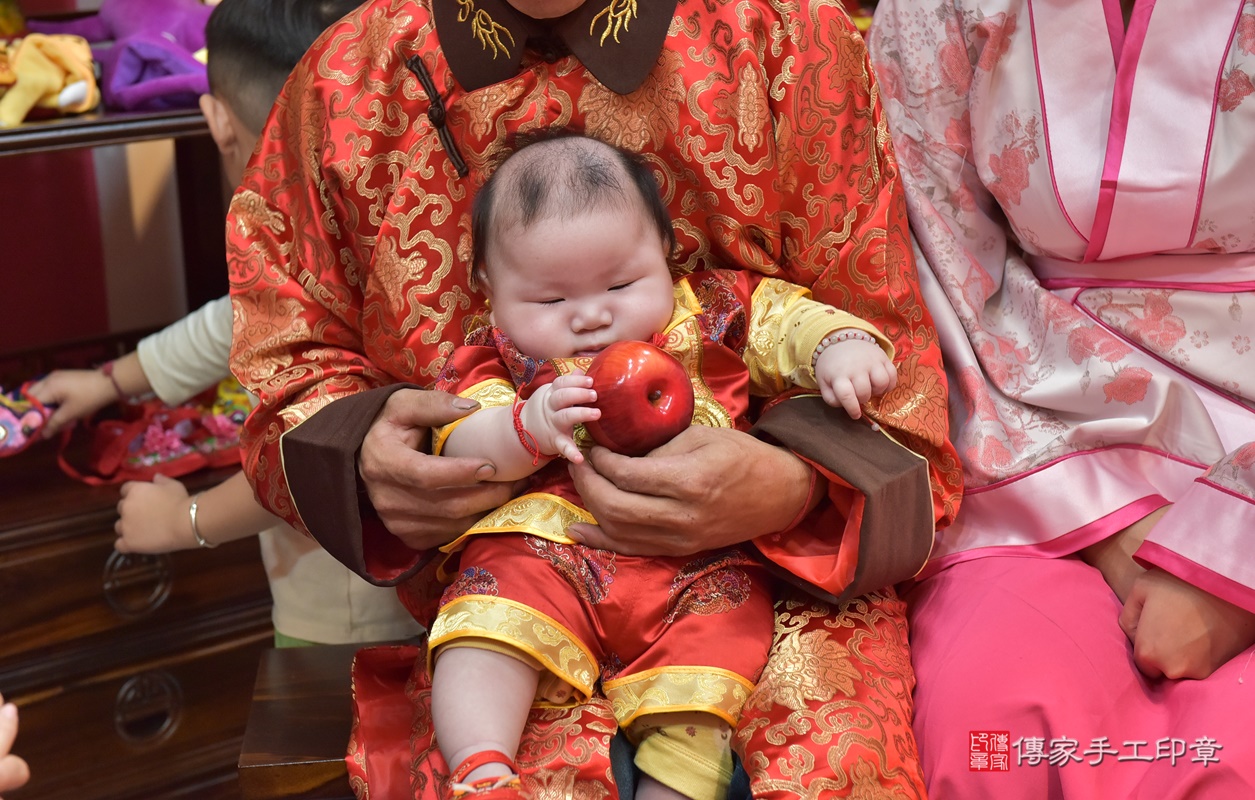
[26,0,212,111]
[94,36,207,111]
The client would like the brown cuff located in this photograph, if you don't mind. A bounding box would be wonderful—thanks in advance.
[281,385,433,587]
[750,396,934,603]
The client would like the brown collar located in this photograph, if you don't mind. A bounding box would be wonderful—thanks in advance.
[433,0,677,94]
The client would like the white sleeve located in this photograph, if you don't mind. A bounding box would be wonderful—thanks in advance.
[135,295,234,405]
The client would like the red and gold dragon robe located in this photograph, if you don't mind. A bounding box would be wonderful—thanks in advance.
[226,1,961,796]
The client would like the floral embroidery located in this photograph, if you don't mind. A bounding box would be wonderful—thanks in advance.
[664,552,754,623]
[974,12,1018,72]
[987,113,1040,208]
[938,16,973,96]
[1117,292,1188,351]
[1219,69,1254,112]
[1066,325,1132,365]
[1102,366,1152,405]
[692,273,746,347]
[988,146,1031,206]
[441,566,499,606]
[526,537,616,604]
[465,324,544,386]
[1238,11,1255,54]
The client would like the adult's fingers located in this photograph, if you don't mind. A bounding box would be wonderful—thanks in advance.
[1118,587,1144,643]
[378,388,480,430]
[580,441,690,499]
[367,444,499,491]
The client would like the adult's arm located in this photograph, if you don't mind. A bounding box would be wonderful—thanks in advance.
[225,23,514,584]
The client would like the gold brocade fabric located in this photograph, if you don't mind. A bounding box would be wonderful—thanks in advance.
[344,587,925,798]
[227,0,962,540]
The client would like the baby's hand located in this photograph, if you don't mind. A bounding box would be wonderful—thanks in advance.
[523,374,601,464]
[26,369,118,437]
[814,334,898,419]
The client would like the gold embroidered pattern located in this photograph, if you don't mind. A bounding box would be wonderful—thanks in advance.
[458,0,514,59]
[662,281,734,430]
[589,0,637,46]
[460,492,595,546]
[602,665,755,728]
[430,594,597,696]
[734,591,926,797]
[745,277,811,395]
[431,378,515,455]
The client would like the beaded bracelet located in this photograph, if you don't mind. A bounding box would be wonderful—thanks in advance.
[100,360,127,400]
[812,329,878,369]
[189,493,217,549]
[512,396,544,466]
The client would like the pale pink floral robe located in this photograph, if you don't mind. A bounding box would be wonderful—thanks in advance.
[870,0,1255,796]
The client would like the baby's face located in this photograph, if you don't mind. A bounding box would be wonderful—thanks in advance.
[483,206,674,360]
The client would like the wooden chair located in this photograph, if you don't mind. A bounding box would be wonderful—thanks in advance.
[238,643,359,800]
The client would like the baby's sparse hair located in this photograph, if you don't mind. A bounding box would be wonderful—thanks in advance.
[206,0,361,134]
[471,132,676,280]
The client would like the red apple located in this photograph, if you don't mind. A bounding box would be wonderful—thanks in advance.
[582,341,695,457]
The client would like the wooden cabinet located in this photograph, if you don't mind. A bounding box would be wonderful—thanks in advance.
[0,444,274,800]
[2,110,272,799]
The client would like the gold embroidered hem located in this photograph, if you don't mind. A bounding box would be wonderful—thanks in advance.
[428,594,598,698]
[602,665,756,729]
[437,494,595,581]
[431,378,517,456]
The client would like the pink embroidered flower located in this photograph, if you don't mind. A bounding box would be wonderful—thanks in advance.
[1234,443,1255,470]
[1219,69,1254,113]
[1066,325,1131,365]
[957,366,1000,422]
[1126,292,1187,350]
[944,111,973,154]
[966,434,1014,473]
[938,41,973,96]
[1238,12,1255,55]
[201,413,239,438]
[989,145,1031,206]
[140,423,188,458]
[1102,366,1152,404]
[975,13,1018,72]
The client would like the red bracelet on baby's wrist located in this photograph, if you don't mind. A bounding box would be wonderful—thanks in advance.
[512,396,544,466]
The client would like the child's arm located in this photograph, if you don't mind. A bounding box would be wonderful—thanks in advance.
[812,332,899,419]
[114,471,280,553]
[26,351,152,437]
[27,296,234,437]
[440,374,600,483]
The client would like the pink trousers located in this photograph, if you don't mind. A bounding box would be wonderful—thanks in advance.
[907,556,1255,798]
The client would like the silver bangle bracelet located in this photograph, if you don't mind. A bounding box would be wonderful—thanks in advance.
[189,493,217,549]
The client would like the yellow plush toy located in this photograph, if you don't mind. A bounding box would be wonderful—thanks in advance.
[0,34,98,128]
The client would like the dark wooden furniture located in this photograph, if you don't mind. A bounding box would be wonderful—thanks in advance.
[1,109,268,800]
[238,644,360,800]
[0,108,231,314]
